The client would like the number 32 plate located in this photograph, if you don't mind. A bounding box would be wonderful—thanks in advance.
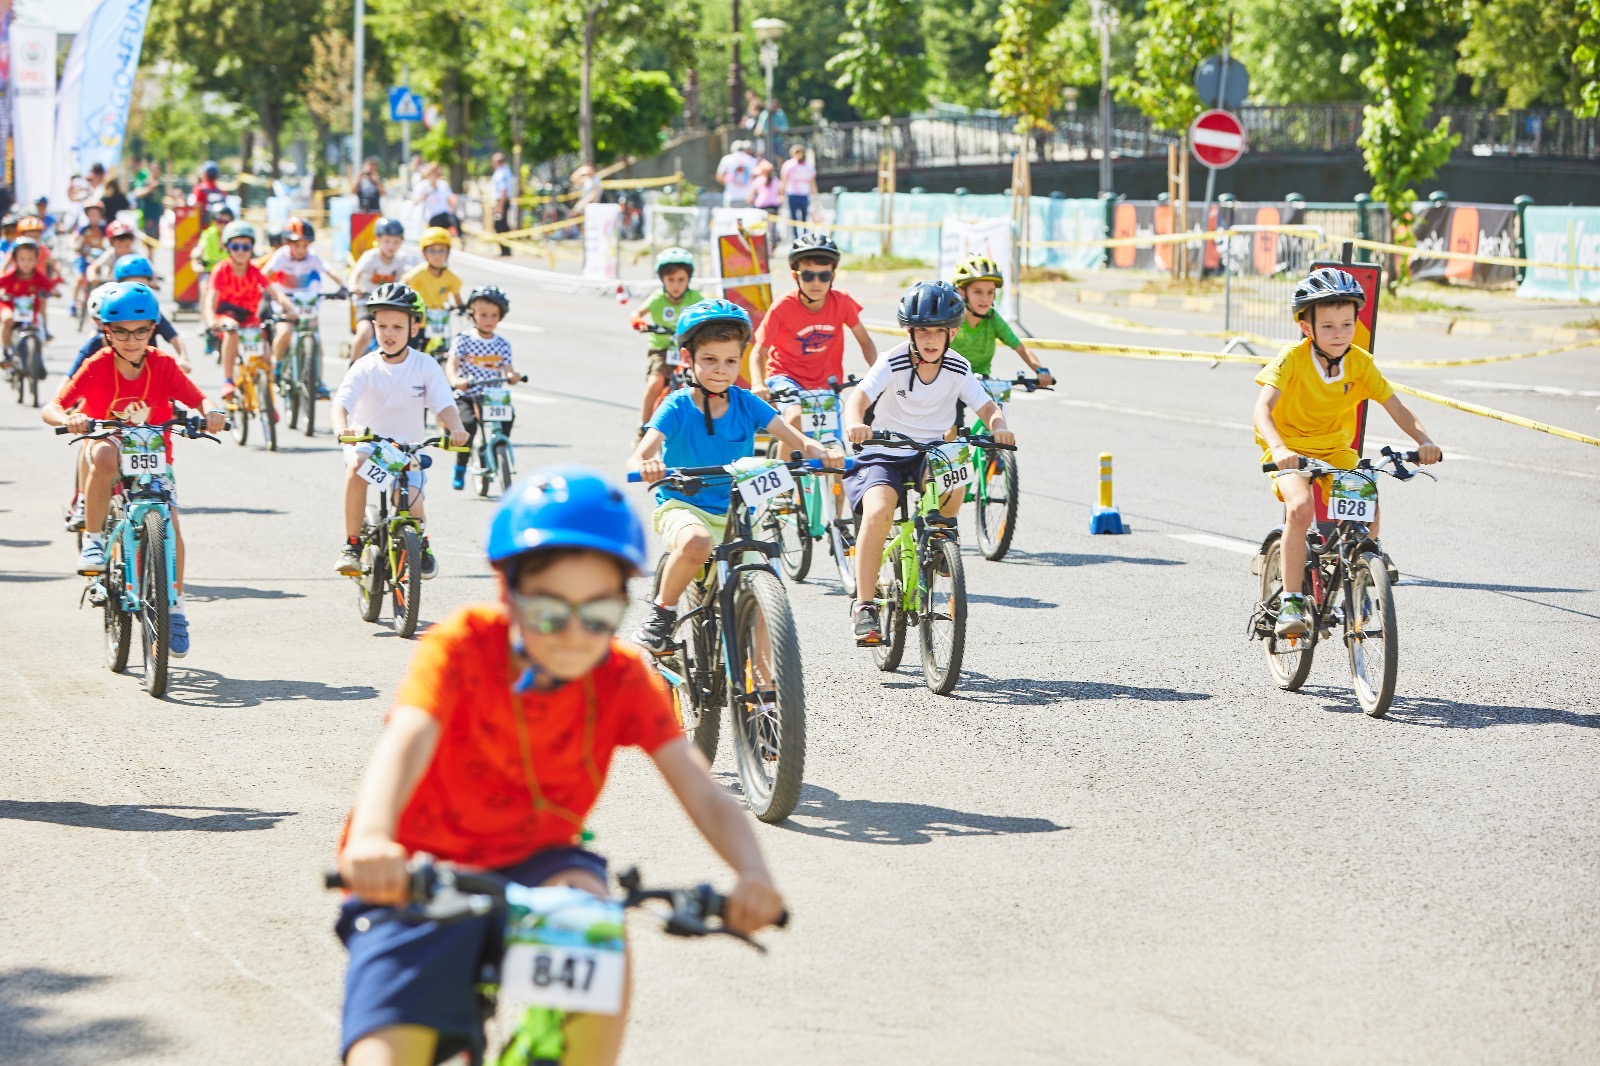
[499,885,626,1015]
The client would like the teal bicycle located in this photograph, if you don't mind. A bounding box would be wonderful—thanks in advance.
[58,415,222,698]
[281,287,347,437]
[761,377,858,594]
[959,372,1049,561]
[462,374,518,498]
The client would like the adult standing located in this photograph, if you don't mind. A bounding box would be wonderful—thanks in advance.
[353,157,384,212]
[755,98,788,160]
[490,153,516,258]
[715,140,759,209]
[132,162,165,240]
[780,143,816,230]
[101,176,131,221]
[413,162,458,233]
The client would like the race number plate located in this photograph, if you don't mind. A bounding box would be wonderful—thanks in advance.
[357,442,408,487]
[13,296,35,324]
[426,309,450,339]
[798,391,841,440]
[239,327,265,358]
[119,427,166,477]
[481,387,514,423]
[292,292,320,315]
[926,442,972,495]
[732,457,795,507]
[499,885,626,1016]
[980,377,1013,404]
[1328,472,1377,523]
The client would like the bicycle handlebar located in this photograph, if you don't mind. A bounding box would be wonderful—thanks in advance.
[1261,445,1434,479]
[637,323,676,336]
[337,431,471,453]
[766,374,862,403]
[626,456,854,488]
[999,372,1053,393]
[854,429,1018,453]
[55,414,226,444]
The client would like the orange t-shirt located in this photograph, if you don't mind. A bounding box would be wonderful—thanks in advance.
[364,604,683,869]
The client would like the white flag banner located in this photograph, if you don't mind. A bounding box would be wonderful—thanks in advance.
[56,0,151,189]
[51,28,87,212]
[582,202,621,280]
[939,217,1019,323]
[10,24,58,206]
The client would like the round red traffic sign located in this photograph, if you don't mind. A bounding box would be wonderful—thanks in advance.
[1189,109,1247,169]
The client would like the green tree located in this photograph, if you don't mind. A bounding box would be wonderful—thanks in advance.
[1579,0,1600,117]
[827,0,930,119]
[692,0,855,128]
[127,70,234,174]
[1458,0,1581,108]
[368,0,493,187]
[925,0,1006,108]
[1113,0,1226,132]
[988,0,1066,133]
[1233,0,1369,104]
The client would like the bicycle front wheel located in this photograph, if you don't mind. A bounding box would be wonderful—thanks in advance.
[257,368,278,452]
[138,511,171,697]
[284,343,302,430]
[494,438,514,497]
[729,570,807,822]
[104,521,131,673]
[358,509,386,623]
[392,525,424,638]
[302,336,320,437]
[20,335,42,408]
[1347,553,1399,717]
[919,537,967,694]
[1260,538,1314,691]
[975,449,1019,561]
[871,542,907,672]
[230,387,250,446]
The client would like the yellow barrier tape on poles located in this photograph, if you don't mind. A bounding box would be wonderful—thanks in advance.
[1378,335,1600,369]
[598,173,683,191]
[1390,383,1600,446]
[1345,235,1600,274]
[1023,224,1323,251]
[481,215,587,244]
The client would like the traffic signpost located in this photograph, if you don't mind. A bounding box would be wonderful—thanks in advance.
[1189,109,1247,170]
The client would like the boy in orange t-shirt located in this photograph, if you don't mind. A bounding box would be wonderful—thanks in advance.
[334,467,786,1065]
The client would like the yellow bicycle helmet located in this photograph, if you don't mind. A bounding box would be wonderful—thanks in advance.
[952,255,1004,289]
[420,226,453,250]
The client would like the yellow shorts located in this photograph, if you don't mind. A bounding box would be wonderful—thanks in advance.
[1265,445,1358,501]
[652,499,727,545]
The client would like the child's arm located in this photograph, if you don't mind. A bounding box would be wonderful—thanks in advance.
[339,705,441,904]
[444,343,466,388]
[850,321,878,367]
[766,415,836,467]
[1379,395,1443,464]
[972,401,1014,446]
[629,427,667,483]
[268,281,296,317]
[1253,385,1298,469]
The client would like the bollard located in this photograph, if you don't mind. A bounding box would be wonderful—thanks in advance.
[1089,452,1128,534]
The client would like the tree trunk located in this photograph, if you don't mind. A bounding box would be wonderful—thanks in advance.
[443,68,467,190]
[580,3,598,166]
[263,97,283,183]
[241,129,256,177]
[311,116,330,193]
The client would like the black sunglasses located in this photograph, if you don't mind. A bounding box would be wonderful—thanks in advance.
[510,592,628,636]
[797,269,834,283]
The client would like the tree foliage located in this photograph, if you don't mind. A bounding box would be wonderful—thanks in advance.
[925,0,1006,108]
[988,0,1065,133]
[826,0,930,119]
[1579,0,1600,117]
[1233,0,1369,104]
[1113,0,1226,132]
[1458,0,1581,108]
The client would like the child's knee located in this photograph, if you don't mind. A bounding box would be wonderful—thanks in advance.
[675,524,714,561]
[1284,495,1314,529]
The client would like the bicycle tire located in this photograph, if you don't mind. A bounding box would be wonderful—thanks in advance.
[104,511,132,673]
[20,335,42,408]
[826,480,857,598]
[139,510,171,697]
[284,341,302,430]
[1348,553,1399,717]
[1260,538,1314,691]
[230,386,250,446]
[763,480,811,583]
[303,335,320,437]
[358,508,386,623]
[975,449,1019,562]
[392,525,424,638]
[729,570,807,822]
[919,537,967,694]
[77,292,88,331]
[871,542,907,672]
[494,438,514,497]
[257,368,278,452]
[649,553,720,762]
[10,361,22,404]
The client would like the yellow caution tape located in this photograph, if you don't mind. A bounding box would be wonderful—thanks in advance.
[1390,383,1600,446]
[481,215,587,244]
[1023,224,1322,251]
[1378,334,1600,369]
[1347,235,1600,274]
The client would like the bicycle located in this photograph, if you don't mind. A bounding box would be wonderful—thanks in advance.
[7,293,49,407]
[639,322,688,419]
[220,322,279,451]
[958,373,1051,561]
[281,288,347,437]
[1248,446,1436,718]
[855,430,1017,696]
[762,377,859,594]
[56,414,223,698]
[422,305,459,362]
[630,456,846,823]
[460,374,518,498]
[340,431,467,638]
[324,855,784,1066]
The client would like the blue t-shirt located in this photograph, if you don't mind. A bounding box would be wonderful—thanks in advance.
[647,386,778,513]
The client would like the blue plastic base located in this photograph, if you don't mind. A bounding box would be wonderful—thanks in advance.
[1089,507,1128,535]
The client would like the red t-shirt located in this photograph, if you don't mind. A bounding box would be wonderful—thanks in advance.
[191,179,223,208]
[762,288,863,389]
[54,349,206,460]
[0,266,57,305]
[210,262,270,326]
[354,604,683,869]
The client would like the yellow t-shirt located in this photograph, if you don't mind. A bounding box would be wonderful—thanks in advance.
[1254,338,1393,463]
[403,264,462,310]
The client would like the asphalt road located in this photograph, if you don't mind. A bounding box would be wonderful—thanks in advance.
[2,251,1597,1064]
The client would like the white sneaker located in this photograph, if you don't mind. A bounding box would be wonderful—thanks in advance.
[77,539,107,575]
[66,499,85,532]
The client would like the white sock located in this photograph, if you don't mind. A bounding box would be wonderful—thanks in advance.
[174,595,187,615]
[655,597,673,611]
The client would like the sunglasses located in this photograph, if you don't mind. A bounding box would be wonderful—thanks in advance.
[510,592,628,636]
[797,270,834,283]
[227,241,254,251]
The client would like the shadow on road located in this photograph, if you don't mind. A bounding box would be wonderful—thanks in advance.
[0,801,294,832]
[160,669,378,709]
[1002,548,1185,569]
[0,570,68,583]
[0,968,167,1062]
[178,506,285,516]
[0,538,51,549]
[966,593,1059,609]
[920,671,1212,706]
[182,583,306,602]
[1405,577,1591,595]
[770,783,1069,845]
[1306,686,1600,729]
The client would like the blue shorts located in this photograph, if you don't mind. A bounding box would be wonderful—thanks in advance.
[764,375,803,398]
[336,845,608,1063]
[844,453,927,514]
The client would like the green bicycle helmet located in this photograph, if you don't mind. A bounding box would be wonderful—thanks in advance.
[654,246,695,278]
[221,220,257,245]
[365,281,423,321]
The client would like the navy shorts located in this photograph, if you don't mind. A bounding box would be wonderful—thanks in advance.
[844,453,927,515]
[336,845,608,1063]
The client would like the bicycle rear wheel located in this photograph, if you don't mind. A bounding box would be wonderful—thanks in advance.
[1347,553,1399,717]
[392,525,424,638]
[302,336,320,437]
[871,542,906,672]
[729,570,806,822]
[919,537,967,694]
[761,480,812,583]
[284,342,302,430]
[975,450,1019,561]
[104,513,131,673]
[826,481,857,598]
[138,511,171,697]
[20,335,42,408]
[256,368,278,451]
[358,508,386,623]
[1260,538,1314,690]
[230,386,250,446]
[494,438,514,497]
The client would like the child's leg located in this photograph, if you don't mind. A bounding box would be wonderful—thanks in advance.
[271,320,292,365]
[639,371,667,426]
[351,319,374,361]
[540,867,630,1065]
[853,485,900,606]
[220,331,239,387]
[1,308,15,353]
[657,518,714,607]
[1277,473,1314,596]
[344,456,369,540]
[455,402,478,470]
[345,1025,437,1066]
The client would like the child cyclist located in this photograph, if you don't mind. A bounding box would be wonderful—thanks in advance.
[0,237,60,371]
[843,282,1015,645]
[629,246,702,436]
[40,283,228,656]
[334,467,786,1065]
[627,300,833,652]
[349,217,419,361]
[402,227,463,356]
[189,202,234,313]
[204,221,298,400]
[331,282,469,580]
[948,255,1053,387]
[750,232,876,429]
[444,284,523,490]
[1255,268,1441,638]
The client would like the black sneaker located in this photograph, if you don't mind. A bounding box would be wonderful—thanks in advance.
[632,604,677,655]
[853,603,883,646]
[420,543,438,580]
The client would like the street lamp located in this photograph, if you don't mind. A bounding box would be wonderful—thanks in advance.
[753,18,788,157]
[1089,0,1118,196]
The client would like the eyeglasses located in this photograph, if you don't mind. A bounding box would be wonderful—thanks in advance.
[106,325,156,342]
[227,241,254,252]
[798,270,834,283]
[510,592,628,636]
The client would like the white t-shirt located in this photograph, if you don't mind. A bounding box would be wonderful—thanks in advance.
[334,348,457,446]
[716,151,758,201]
[418,179,455,218]
[263,247,332,291]
[856,342,992,458]
[350,247,421,304]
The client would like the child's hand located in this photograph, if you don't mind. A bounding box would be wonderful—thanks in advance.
[992,429,1016,447]
[638,456,666,484]
[723,871,785,936]
[1416,442,1442,464]
[339,833,411,906]
[846,422,871,444]
[1036,370,1054,388]
[1270,447,1301,471]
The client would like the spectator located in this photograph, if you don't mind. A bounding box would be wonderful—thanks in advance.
[490,152,516,258]
[101,176,131,221]
[780,144,816,232]
[756,98,788,160]
[352,157,384,212]
[85,162,108,203]
[715,140,759,209]
[750,159,783,226]
[132,162,165,240]
[413,162,458,232]
[571,164,603,211]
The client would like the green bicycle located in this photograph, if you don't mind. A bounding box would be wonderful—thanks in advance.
[857,430,1016,695]
[957,372,1049,561]
[761,377,858,593]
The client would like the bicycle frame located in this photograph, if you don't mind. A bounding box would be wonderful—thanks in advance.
[881,466,958,617]
[107,477,178,615]
[675,498,782,693]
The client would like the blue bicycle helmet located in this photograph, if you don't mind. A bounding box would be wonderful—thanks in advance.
[674,298,752,348]
[897,280,966,328]
[374,216,405,239]
[113,254,155,281]
[488,466,647,575]
[99,283,161,324]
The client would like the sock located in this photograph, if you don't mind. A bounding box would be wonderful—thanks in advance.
[87,532,105,547]
[174,594,187,615]
[655,597,673,611]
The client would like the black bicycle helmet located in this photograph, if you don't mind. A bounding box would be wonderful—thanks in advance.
[466,284,510,315]
[787,232,840,268]
[897,280,966,329]
[365,282,423,321]
[1291,267,1366,319]
[375,216,405,239]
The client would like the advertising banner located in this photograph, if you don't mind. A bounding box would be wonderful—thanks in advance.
[0,1,13,189]
[1517,206,1600,303]
[9,23,56,205]
[581,202,621,280]
[53,0,151,203]
[1410,202,1517,287]
[939,217,1018,323]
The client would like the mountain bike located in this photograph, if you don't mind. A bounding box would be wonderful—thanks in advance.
[222,323,278,451]
[639,323,687,422]
[281,288,347,437]
[762,377,859,594]
[461,375,518,498]
[958,373,1050,561]
[340,432,467,638]
[57,414,223,698]
[324,856,784,1066]
[422,306,457,362]
[855,431,1016,696]
[7,294,48,407]
[631,456,845,823]
[1248,447,1436,718]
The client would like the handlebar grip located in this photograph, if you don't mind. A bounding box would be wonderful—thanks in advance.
[1261,461,1277,473]
[626,471,642,483]
[775,909,790,929]
[324,870,345,890]
[54,425,70,435]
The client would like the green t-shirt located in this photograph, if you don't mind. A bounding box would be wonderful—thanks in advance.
[950,310,1021,376]
[195,227,227,271]
[642,287,703,351]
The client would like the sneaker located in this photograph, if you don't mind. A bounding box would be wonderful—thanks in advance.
[420,544,438,580]
[1275,594,1310,638]
[335,542,362,576]
[853,602,883,646]
[221,380,237,401]
[169,612,190,658]
[316,383,330,400]
[77,539,107,575]
[66,498,85,532]
[451,466,466,491]
[632,604,677,655]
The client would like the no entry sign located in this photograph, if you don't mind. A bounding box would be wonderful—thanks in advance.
[1189,109,1246,169]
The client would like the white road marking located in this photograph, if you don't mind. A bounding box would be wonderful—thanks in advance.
[498,323,546,334]
[1444,378,1600,399]
[511,388,557,405]
[1169,532,1258,555]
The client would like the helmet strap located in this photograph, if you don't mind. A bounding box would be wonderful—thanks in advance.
[1306,320,1347,378]
[690,377,727,434]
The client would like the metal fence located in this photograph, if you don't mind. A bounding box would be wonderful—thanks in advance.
[1223,230,1339,349]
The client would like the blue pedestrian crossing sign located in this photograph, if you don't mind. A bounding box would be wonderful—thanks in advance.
[388,87,424,123]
